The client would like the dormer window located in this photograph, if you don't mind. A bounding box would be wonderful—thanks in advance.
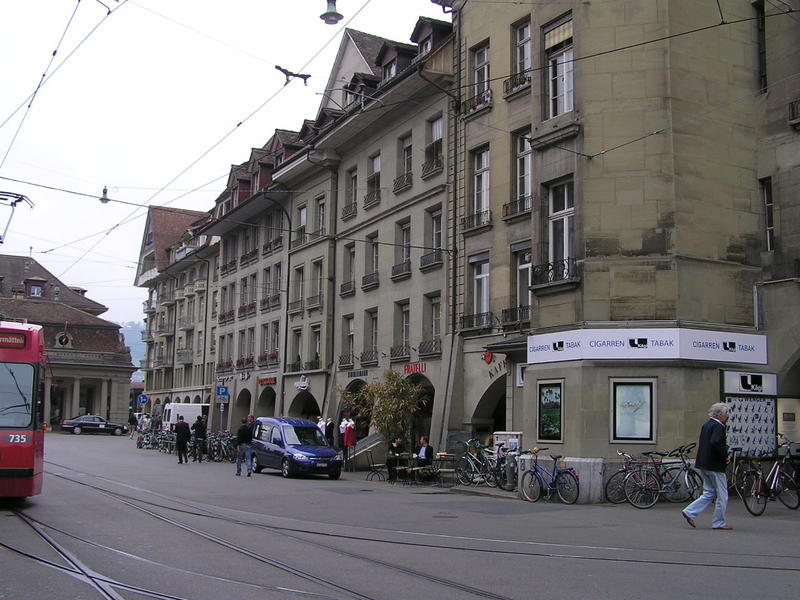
[275,153,283,166]
[28,284,43,297]
[419,36,432,56]
[383,59,396,80]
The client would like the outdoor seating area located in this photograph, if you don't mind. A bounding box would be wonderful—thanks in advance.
[376,451,456,487]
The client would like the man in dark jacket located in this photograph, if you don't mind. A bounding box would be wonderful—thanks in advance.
[235,418,254,477]
[682,403,732,530]
[174,416,191,464]
[191,416,207,462]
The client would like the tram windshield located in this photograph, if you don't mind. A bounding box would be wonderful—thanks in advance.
[0,363,34,428]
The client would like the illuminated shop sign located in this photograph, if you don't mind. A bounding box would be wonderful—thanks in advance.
[527,328,767,365]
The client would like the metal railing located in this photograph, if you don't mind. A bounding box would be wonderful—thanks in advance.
[391,260,411,278]
[460,312,492,330]
[341,202,357,220]
[363,188,381,209]
[502,195,532,218]
[338,353,355,368]
[340,280,356,296]
[531,258,578,285]
[361,272,379,289]
[418,337,442,356]
[503,72,531,96]
[501,305,530,324]
[465,88,492,114]
[360,349,379,365]
[393,172,413,193]
[389,343,410,360]
[462,209,492,230]
[420,249,443,269]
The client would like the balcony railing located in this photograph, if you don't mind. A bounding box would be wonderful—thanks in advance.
[176,349,193,364]
[460,311,493,330]
[391,260,412,280]
[140,359,153,370]
[291,227,307,249]
[240,248,259,266]
[287,299,304,314]
[304,358,321,371]
[287,361,303,373]
[235,356,255,369]
[338,353,355,369]
[361,271,379,290]
[341,202,357,220]
[421,157,443,179]
[156,323,174,336]
[183,282,195,296]
[503,72,532,96]
[502,195,533,219]
[216,360,233,372]
[258,352,280,367]
[389,343,410,361]
[177,317,194,330]
[141,330,153,342]
[418,337,442,356]
[465,88,492,115]
[306,293,323,309]
[339,280,356,297]
[159,291,175,305]
[238,302,256,318]
[363,188,381,209]
[420,249,443,270]
[393,172,413,193]
[153,354,173,368]
[360,349,379,366]
[143,300,156,313]
[501,305,531,324]
[531,258,578,286]
[219,309,235,324]
[194,279,207,293]
[462,209,492,231]
[220,259,237,276]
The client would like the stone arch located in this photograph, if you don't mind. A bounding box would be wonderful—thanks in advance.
[257,387,276,418]
[339,379,369,443]
[233,389,251,428]
[184,395,191,403]
[471,376,506,445]
[407,374,435,445]
[153,398,162,416]
[193,395,202,404]
[288,391,320,420]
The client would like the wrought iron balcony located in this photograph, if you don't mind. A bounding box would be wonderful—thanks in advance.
[338,353,355,369]
[153,354,173,368]
[174,288,185,301]
[183,283,195,296]
[159,291,175,305]
[502,195,533,219]
[360,349,379,366]
[219,309,235,324]
[391,260,412,280]
[418,337,442,356]
[306,293,323,309]
[240,248,259,266]
[287,299,304,314]
[177,317,194,330]
[460,312,493,330]
[235,356,255,369]
[156,323,174,336]
[304,358,321,371]
[389,343,410,361]
[503,72,532,96]
[291,228,307,249]
[462,209,492,231]
[501,305,531,325]
[176,349,193,365]
[421,157,443,179]
[287,360,303,373]
[361,271,379,290]
[341,202,357,220]
[465,88,492,115]
[339,280,356,297]
[393,172,413,193]
[420,249,443,270]
[216,360,233,372]
[531,258,578,286]
[363,188,381,209]
[141,330,154,342]
[143,300,156,313]
[193,279,206,293]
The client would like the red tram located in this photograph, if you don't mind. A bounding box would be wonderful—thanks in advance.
[0,321,46,499]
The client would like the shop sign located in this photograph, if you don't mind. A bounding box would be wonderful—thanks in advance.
[347,369,368,378]
[258,376,277,385]
[722,371,777,396]
[403,362,426,375]
[527,328,767,365]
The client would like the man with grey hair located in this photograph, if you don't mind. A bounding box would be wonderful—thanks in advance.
[682,402,732,530]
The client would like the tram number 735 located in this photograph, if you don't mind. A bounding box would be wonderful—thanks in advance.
[7,434,29,443]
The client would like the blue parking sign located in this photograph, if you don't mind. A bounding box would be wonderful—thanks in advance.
[216,386,229,396]
[137,394,149,405]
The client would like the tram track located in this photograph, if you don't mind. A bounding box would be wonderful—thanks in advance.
[43,465,800,577]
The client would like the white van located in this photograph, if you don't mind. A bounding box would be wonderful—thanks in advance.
[161,403,209,430]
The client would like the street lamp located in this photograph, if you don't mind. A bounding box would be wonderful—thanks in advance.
[320,0,343,25]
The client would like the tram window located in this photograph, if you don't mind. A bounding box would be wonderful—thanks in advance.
[0,363,34,428]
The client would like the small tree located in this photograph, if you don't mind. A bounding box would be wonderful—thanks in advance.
[338,369,425,446]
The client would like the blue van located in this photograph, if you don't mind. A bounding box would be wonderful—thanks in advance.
[252,417,342,479]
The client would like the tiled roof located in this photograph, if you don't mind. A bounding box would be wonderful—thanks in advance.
[0,254,107,315]
[346,29,395,78]
[148,207,207,271]
[0,297,121,328]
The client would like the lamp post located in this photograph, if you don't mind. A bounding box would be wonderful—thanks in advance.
[320,0,343,25]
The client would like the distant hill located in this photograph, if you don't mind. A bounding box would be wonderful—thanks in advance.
[119,321,145,382]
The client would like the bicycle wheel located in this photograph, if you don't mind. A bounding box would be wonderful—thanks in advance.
[778,473,800,509]
[604,469,629,504]
[520,470,542,502]
[661,466,691,503]
[685,468,703,500]
[456,457,474,486]
[742,471,767,516]
[624,469,660,509]
[556,470,580,504]
[482,464,498,487]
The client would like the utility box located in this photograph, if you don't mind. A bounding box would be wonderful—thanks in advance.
[493,431,522,452]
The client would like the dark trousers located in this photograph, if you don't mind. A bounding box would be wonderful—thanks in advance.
[193,438,206,462]
[176,441,188,464]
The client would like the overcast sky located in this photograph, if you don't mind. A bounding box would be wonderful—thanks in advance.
[0,0,450,325]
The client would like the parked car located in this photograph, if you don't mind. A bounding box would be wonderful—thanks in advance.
[61,415,128,436]
[252,417,342,479]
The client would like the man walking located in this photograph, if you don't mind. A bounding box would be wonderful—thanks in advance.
[235,417,254,477]
[682,402,732,530]
[174,416,191,465]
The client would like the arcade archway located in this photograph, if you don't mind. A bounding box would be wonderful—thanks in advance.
[471,376,506,445]
[288,391,320,420]
[407,374,435,447]
[233,389,251,427]
[257,387,276,418]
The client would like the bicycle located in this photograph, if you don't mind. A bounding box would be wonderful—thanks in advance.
[519,447,580,504]
[725,446,745,497]
[604,450,649,504]
[623,443,702,509]
[741,434,800,516]
[455,439,497,487]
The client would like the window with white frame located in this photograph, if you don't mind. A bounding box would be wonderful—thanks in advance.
[310,325,321,361]
[270,320,280,351]
[315,196,326,236]
[273,263,282,294]
[249,274,257,303]
[366,310,378,353]
[472,256,490,317]
[430,208,442,249]
[473,148,490,214]
[418,36,432,56]
[515,21,531,76]
[263,267,271,297]
[761,177,774,251]
[344,244,356,282]
[424,117,443,173]
[399,302,411,348]
[426,293,441,340]
[473,43,490,97]
[399,221,411,264]
[247,327,255,357]
[346,168,358,206]
[293,267,304,303]
[383,59,396,80]
[548,180,575,273]
[292,329,302,363]
[366,154,381,203]
[344,316,354,356]
[312,260,323,297]
[544,15,574,118]
[261,324,269,353]
[297,205,307,241]
[400,134,413,175]
[515,246,532,309]
[514,130,532,210]
[366,233,379,275]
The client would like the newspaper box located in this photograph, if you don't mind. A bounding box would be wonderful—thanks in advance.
[493,431,522,452]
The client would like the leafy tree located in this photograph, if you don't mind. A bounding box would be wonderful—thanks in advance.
[339,369,425,446]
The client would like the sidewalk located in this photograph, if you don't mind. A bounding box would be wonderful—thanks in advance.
[344,468,521,500]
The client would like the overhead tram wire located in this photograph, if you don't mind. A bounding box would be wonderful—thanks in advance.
[53,0,376,278]
[0,0,131,133]
[0,0,82,170]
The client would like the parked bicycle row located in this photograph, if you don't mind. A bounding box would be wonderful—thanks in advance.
[136,429,239,463]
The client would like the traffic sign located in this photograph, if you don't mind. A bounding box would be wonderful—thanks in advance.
[216,396,229,404]
[137,394,149,405]
[216,386,229,396]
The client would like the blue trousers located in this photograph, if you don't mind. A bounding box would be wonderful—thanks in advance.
[683,468,728,528]
[236,443,253,475]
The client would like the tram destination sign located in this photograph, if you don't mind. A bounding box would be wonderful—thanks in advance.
[527,328,767,365]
